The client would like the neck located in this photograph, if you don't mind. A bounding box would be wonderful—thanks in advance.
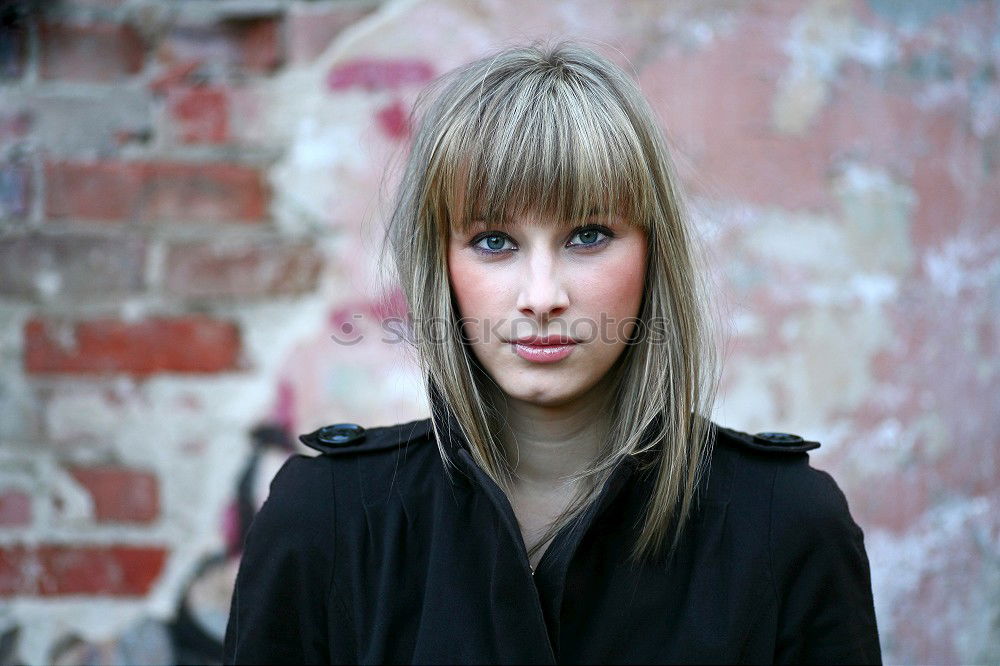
[500,379,614,493]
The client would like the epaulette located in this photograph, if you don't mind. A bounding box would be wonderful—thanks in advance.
[298,417,434,456]
[716,425,820,454]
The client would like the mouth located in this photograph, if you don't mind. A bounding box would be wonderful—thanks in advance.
[508,336,578,363]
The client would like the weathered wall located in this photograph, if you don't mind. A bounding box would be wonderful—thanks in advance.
[0,0,997,663]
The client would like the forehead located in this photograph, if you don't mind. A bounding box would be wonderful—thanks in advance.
[450,206,622,236]
[445,173,623,231]
[428,73,652,237]
[473,205,617,223]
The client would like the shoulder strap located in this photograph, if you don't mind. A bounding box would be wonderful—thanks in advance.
[716,425,820,454]
[298,417,434,456]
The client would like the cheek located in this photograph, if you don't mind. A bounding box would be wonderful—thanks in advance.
[447,244,506,344]
[448,245,484,319]
[578,239,647,318]
[608,259,646,314]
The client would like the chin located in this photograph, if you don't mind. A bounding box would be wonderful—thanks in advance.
[498,376,589,408]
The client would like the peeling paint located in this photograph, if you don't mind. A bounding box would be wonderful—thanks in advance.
[773,0,897,134]
[834,164,916,276]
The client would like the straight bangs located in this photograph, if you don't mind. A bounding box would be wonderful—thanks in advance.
[429,67,657,234]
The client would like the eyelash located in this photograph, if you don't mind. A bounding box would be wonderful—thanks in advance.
[470,225,615,256]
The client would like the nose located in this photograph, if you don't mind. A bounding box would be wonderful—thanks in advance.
[516,249,569,323]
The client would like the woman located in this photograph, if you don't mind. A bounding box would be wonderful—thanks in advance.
[224,42,881,664]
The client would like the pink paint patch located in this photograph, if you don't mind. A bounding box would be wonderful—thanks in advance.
[375,99,409,139]
[328,305,362,330]
[328,293,410,331]
[370,287,409,320]
[326,58,434,92]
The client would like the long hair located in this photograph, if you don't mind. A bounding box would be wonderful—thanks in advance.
[381,40,719,565]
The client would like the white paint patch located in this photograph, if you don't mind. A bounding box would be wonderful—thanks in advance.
[773,0,898,134]
[744,207,848,269]
[33,271,61,301]
[12,599,166,666]
[46,466,95,527]
[866,496,998,663]
[970,85,1000,137]
[834,163,916,276]
[849,273,898,306]
[924,232,1000,297]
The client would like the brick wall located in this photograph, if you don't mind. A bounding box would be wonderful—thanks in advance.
[0,1,383,663]
[1,0,997,663]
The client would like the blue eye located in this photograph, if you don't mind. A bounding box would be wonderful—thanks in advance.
[472,232,516,254]
[567,225,613,248]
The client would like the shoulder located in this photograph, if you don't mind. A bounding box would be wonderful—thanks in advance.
[258,417,436,516]
[247,417,437,543]
[248,454,337,547]
[769,456,864,547]
[710,423,825,497]
[709,424,858,533]
[241,418,437,563]
[293,416,444,506]
[705,423,821,504]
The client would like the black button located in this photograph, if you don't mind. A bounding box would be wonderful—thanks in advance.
[317,423,366,446]
[753,432,804,446]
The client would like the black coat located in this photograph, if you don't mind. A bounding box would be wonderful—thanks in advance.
[224,415,881,664]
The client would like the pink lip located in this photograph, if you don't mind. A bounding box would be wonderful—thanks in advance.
[510,339,577,364]
[514,335,577,346]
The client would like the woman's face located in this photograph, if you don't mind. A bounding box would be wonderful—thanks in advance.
[447,208,648,408]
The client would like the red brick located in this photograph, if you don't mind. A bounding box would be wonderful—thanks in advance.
[39,22,145,82]
[0,492,32,527]
[44,160,139,221]
[24,316,243,377]
[45,161,270,223]
[163,240,323,299]
[286,3,377,64]
[0,545,167,596]
[327,58,435,92]
[68,465,159,523]
[166,86,230,144]
[0,232,146,299]
[158,17,283,75]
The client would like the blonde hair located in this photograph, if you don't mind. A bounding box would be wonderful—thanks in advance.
[381,40,718,565]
